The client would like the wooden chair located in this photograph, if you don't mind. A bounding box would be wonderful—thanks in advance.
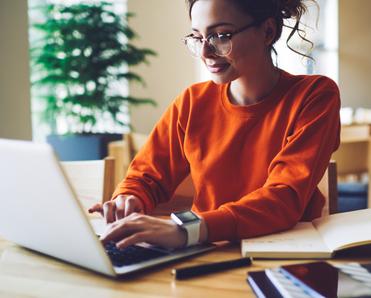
[331,124,371,207]
[122,132,148,173]
[60,157,115,212]
[318,160,338,216]
[108,132,147,186]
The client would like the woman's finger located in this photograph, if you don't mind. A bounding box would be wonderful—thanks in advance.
[114,196,126,220]
[88,203,103,216]
[100,215,187,250]
[116,231,150,249]
[125,196,144,217]
[100,218,142,243]
[124,196,137,217]
[102,201,116,224]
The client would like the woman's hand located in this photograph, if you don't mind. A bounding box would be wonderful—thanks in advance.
[100,213,188,250]
[88,194,145,224]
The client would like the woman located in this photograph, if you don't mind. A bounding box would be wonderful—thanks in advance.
[90,0,340,250]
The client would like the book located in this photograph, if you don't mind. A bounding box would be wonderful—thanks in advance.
[265,261,371,298]
[241,208,371,259]
[265,267,321,298]
[246,270,284,298]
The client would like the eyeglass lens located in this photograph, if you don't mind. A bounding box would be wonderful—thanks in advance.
[186,35,232,57]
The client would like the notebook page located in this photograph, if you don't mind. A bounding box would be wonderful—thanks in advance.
[313,208,371,252]
[242,222,331,258]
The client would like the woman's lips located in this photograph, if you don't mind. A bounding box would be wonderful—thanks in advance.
[206,63,229,73]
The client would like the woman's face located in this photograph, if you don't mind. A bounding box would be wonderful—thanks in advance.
[190,0,272,84]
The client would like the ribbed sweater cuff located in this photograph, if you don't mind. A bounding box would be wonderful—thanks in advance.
[199,208,237,242]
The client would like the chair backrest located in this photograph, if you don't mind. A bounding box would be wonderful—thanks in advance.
[108,132,148,186]
[60,157,115,212]
[318,160,338,216]
[331,124,371,208]
[122,132,148,170]
[332,124,370,177]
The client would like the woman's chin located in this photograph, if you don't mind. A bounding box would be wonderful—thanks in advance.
[210,77,229,84]
[209,70,238,85]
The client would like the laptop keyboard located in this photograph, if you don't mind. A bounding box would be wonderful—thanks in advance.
[104,241,169,267]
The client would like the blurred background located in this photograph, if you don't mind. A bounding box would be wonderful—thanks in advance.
[1,0,370,212]
[1,0,370,139]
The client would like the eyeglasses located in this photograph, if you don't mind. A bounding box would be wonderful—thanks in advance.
[182,20,261,58]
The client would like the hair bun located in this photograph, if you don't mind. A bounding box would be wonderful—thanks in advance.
[278,0,307,19]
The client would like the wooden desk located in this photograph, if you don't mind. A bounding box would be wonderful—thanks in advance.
[1,238,371,298]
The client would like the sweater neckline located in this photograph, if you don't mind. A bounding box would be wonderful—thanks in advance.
[220,69,292,117]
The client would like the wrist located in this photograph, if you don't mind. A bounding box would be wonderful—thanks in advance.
[170,210,202,247]
[167,219,188,248]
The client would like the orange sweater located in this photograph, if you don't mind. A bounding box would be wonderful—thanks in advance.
[112,70,341,242]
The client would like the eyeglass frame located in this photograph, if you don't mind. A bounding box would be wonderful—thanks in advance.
[182,19,263,57]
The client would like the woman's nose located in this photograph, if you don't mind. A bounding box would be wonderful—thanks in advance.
[200,40,216,59]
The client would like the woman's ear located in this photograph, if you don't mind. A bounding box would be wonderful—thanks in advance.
[263,18,277,46]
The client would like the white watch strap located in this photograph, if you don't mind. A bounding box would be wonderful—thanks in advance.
[184,222,200,246]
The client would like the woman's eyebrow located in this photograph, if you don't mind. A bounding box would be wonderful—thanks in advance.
[191,22,235,32]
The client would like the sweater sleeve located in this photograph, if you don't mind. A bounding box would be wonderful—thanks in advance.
[200,82,341,242]
[111,93,190,213]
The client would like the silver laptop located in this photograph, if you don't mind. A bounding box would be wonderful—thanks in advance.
[0,138,215,277]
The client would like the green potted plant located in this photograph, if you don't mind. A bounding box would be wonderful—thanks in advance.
[30,1,155,160]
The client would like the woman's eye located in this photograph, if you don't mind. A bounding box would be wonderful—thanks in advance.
[190,32,202,38]
[192,37,203,44]
[209,33,228,42]
[210,32,228,39]
[190,35,201,40]
[216,33,230,38]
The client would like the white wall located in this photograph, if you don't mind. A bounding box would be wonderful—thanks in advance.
[127,0,199,134]
[339,0,371,108]
[0,0,32,140]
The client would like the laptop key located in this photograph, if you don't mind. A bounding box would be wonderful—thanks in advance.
[104,242,169,267]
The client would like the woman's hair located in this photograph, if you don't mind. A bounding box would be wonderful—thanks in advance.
[185,0,318,59]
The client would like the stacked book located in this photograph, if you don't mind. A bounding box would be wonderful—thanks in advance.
[247,261,371,298]
[241,208,371,259]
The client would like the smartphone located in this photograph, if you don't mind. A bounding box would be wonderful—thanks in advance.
[278,261,371,298]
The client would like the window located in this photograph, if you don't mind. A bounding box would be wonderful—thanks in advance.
[275,0,338,81]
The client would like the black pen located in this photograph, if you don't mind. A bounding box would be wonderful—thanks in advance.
[172,257,252,280]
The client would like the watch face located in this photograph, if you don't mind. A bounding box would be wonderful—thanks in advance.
[174,211,199,223]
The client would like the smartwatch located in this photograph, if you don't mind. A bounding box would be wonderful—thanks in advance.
[170,210,201,247]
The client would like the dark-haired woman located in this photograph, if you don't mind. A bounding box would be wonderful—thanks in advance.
[90,0,340,250]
